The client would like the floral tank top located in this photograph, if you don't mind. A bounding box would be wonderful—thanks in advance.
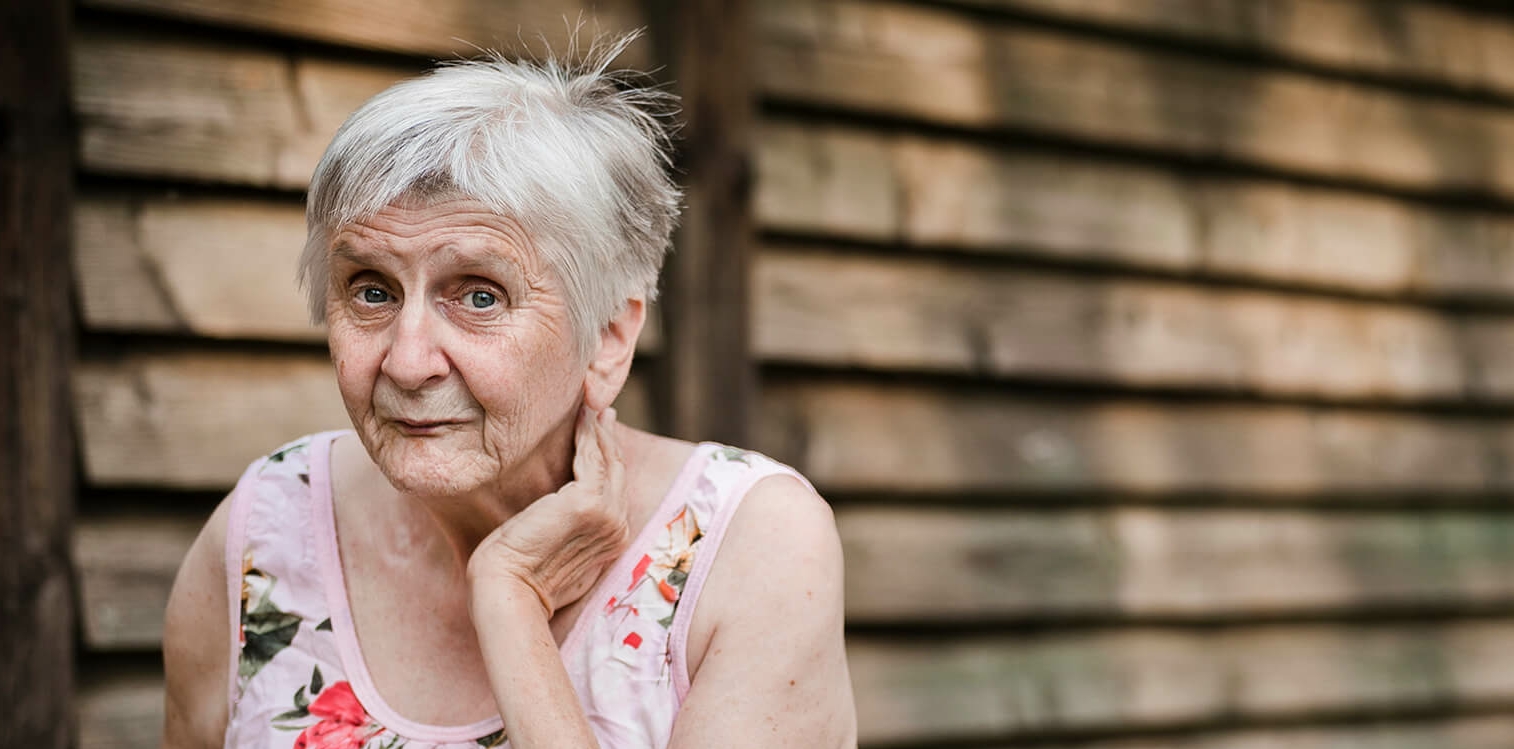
[221,431,811,749]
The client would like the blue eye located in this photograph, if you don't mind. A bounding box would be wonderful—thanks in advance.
[468,290,498,309]
[361,288,390,304]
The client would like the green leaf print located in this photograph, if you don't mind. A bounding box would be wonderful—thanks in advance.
[711,446,750,464]
[239,607,301,679]
[310,664,324,695]
[316,617,333,632]
[267,440,309,463]
[666,567,688,589]
[476,728,508,747]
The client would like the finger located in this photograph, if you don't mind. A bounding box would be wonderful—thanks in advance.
[572,406,606,490]
[598,408,625,509]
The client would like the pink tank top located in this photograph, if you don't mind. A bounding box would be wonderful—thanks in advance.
[221,431,810,749]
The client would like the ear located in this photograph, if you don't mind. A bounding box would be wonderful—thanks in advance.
[584,298,647,412]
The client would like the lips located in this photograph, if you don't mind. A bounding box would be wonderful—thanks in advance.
[388,417,469,434]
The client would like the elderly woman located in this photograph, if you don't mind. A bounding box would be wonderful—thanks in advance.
[161,41,856,749]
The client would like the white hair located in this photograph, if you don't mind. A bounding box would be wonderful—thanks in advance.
[298,34,681,360]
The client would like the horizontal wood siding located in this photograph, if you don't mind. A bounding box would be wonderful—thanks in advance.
[68,0,1514,747]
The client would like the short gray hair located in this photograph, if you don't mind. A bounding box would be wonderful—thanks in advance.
[299,34,681,360]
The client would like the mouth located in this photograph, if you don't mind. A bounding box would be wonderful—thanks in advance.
[389,418,469,436]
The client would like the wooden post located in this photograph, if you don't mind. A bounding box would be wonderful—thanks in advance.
[646,0,757,445]
[0,1,76,747]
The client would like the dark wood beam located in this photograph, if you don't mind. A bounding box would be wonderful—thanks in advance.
[646,0,756,445]
[0,0,76,746]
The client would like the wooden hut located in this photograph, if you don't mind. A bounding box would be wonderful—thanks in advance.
[6,0,1514,747]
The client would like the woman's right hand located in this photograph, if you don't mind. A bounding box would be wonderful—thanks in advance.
[465,406,629,619]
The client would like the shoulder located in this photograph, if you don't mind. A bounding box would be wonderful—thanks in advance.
[684,446,844,659]
[162,491,237,748]
[668,452,857,745]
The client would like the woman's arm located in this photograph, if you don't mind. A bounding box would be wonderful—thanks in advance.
[668,475,857,748]
[467,406,629,748]
[161,495,234,749]
[466,408,856,747]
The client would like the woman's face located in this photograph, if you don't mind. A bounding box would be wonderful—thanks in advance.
[324,195,585,497]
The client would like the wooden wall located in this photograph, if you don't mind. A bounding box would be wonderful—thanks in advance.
[69,1,1514,747]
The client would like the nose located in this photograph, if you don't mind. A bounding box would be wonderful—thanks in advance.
[380,300,450,391]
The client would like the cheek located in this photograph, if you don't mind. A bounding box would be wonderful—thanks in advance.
[328,330,380,401]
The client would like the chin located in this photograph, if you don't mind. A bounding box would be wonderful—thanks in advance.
[365,426,498,497]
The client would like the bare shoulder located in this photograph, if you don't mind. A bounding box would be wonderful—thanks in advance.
[696,470,845,630]
[671,464,856,748]
[161,490,236,749]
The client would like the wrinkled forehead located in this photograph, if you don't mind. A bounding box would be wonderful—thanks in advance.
[328,193,550,277]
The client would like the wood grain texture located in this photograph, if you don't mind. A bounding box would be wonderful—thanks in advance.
[0,0,76,745]
[648,0,758,445]
[755,122,1514,301]
[75,514,205,650]
[1013,717,1514,749]
[757,0,1514,197]
[72,29,412,188]
[851,620,1514,742]
[74,505,1514,649]
[72,622,1514,746]
[942,0,1514,98]
[77,670,163,749]
[80,0,650,64]
[756,246,1514,401]
[73,351,655,489]
[840,506,1514,621]
[73,351,351,489]
[74,196,317,340]
[757,381,1514,495]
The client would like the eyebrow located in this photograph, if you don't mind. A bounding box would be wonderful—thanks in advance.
[329,243,386,267]
[435,244,526,278]
[329,241,527,281]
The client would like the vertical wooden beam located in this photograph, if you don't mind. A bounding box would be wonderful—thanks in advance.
[646,0,756,445]
[0,1,76,747]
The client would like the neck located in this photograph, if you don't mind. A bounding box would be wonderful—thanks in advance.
[406,422,579,576]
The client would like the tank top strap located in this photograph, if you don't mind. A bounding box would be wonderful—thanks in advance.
[221,432,344,712]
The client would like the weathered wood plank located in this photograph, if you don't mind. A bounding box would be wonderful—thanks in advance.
[75,514,205,650]
[756,247,1514,401]
[1,0,76,743]
[758,381,1514,495]
[755,122,1514,301]
[852,621,1514,743]
[841,507,1514,621]
[72,622,1514,746]
[72,30,412,188]
[74,505,1514,649]
[74,351,655,489]
[758,0,1514,198]
[75,196,316,340]
[648,0,757,446]
[77,670,163,749]
[942,0,1514,98]
[73,352,351,489]
[80,0,650,65]
[1013,717,1514,749]
[77,16,1514,205]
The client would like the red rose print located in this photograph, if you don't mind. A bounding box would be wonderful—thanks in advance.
[307,681,367,726]
[291,682,375,749]
[292,718,372,749]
